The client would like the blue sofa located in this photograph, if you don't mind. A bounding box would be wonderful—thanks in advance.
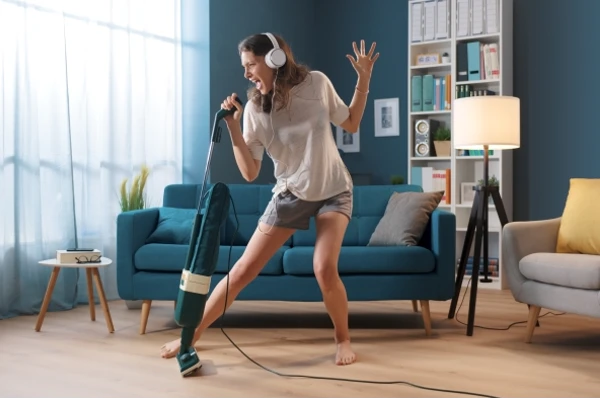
[116,183,456,335]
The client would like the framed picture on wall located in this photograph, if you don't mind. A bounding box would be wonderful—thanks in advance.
[336,125,360,153]
[374,98,400,137]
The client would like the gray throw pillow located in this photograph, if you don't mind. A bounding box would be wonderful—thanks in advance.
[368,191,444,246]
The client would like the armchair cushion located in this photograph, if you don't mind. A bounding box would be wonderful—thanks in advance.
[520,252,600,290]
[556,178,600,255]
[368,191,444,246]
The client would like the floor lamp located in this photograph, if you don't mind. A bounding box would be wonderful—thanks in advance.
[447,96,520,336]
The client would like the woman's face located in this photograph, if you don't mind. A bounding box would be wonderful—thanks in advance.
[241,50,274,95]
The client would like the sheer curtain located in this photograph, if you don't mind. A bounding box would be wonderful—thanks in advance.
[0,0,182,319]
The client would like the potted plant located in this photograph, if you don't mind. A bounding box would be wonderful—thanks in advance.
[390,175,404,185]
[477,174,499,187]
[119,164,150,212]
[433,126,451,157]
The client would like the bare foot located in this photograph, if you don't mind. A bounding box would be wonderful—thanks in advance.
[335,340,356,365]
[160,338,181,359]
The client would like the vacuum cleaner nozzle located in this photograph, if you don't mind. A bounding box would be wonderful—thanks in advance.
[177,345,202,377]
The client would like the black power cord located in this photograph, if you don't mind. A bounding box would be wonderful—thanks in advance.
[454,276,565,330]
[214,195,499,398]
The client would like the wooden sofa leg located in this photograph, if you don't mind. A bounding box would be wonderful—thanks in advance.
[411,300,419,312]
[525,305,541,343]
[140,300,152,335]
[419,300,432,336]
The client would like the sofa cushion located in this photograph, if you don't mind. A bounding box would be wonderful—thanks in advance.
[146,207,197,244]
[519,252,600,290]
[368,191,443,246]
[556,178,600,255]
[134,243,287,275]
[282,246,435,275]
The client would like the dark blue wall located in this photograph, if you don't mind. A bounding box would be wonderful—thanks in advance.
[208,0,318,184]
[513,0,600,221]
[315,0,407,185]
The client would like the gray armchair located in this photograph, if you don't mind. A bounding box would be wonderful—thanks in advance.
[503,217,600,343]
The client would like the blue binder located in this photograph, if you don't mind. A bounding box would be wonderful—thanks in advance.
[467,41,481,81]
[411,75,422,112]
[422,75,434,111]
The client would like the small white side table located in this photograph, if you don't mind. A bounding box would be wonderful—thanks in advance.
[36,257,115,333]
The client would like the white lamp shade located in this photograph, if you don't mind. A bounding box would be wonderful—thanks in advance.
[453,96,520,150]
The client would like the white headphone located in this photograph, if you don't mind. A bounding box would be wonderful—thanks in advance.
[263,32,286,69]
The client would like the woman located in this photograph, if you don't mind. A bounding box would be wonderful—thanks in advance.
[161,33,378,366]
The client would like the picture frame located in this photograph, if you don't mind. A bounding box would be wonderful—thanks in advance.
[374,98,400,137]
[460,182,477,205]
[336,125,360,153]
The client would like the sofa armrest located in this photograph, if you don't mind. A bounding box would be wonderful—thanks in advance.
[502,217,561,300]
[116,207,159,300]
[424,209,456,290]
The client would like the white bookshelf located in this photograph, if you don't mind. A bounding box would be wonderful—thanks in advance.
[407,0,513,290]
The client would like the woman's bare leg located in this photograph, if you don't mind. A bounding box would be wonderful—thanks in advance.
[160,222,295,358]
[312,211,356,365]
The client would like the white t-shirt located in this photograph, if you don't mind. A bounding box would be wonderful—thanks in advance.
[242,70,353,201]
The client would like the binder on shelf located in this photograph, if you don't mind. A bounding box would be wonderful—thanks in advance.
[423,0,436,41]
[411,167,433,192]
[467,41,481,81]
[411,75,423,112]
[456,42,468,81]
[422,75,434,111]
[455,0,469,37]
[484,0,499,34]
[435,0,450,39]
[411,1,424,43]
[471,0,484,36]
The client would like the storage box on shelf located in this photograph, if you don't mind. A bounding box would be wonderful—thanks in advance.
[407,0,513,289]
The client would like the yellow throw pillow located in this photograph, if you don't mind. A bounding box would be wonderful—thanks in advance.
[556,178,600,254]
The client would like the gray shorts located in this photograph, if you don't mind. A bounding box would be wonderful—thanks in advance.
[260,190,353,230]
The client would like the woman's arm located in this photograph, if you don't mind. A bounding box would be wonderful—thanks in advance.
[222,93,261,182]
[341,40,379,133]
[227,122,261,182]
[341,76,370,133]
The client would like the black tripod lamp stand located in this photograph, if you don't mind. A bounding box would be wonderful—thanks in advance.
[446,96,521,336]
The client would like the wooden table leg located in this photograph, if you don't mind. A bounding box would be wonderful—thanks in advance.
[85,269,95,321]
[91,268,115,333]
[35,267,61,332]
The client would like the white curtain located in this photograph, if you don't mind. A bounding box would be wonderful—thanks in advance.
[0,0,182,319]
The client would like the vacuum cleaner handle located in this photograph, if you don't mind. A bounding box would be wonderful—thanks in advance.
[215,96,243,120]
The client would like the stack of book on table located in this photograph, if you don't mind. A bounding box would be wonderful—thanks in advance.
[56,248,102,264]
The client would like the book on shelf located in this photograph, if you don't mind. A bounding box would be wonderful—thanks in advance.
[457,41,499,82]
[411,166,451,204]
[412,74,452,112]
[456,149,494,156]
[456,85,496,98]
[458,256,499,278]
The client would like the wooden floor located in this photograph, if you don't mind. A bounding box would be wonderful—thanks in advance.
[2,288,600,398]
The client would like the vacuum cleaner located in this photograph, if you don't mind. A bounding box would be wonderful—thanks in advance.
[174,96,243,377]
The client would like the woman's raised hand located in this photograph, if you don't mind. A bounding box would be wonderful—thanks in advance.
[346,40,380,79]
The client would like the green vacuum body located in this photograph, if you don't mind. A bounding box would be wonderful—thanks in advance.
[174,182,230,377]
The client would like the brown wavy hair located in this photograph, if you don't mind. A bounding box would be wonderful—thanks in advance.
[238,33,310,113]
